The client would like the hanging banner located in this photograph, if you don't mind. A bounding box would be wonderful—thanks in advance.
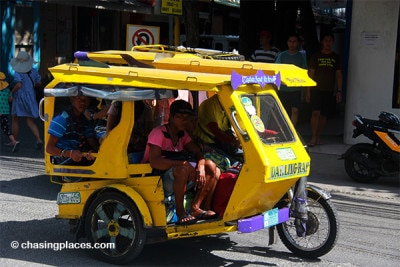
[161,0,182,15]
[126,24,160,50]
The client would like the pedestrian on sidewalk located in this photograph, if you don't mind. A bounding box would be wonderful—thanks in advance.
[305,33,342,146]
[275,33,308,127]
[10,51,43,150]
[250,30,280,63]
[0,72,19,152]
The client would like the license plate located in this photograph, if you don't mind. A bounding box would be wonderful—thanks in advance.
[57,192,81,204]
[263,208,279,228]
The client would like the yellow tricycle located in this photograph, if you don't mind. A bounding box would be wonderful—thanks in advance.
[40,46,339,264]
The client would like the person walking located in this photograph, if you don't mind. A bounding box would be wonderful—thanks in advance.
[275,33,308,127]
[10,51,43,149]
[250,30,280,63]
[305,33,342,146]
[0,72,19,152]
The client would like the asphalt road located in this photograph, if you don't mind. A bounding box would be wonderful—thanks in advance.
[0,119,399,266]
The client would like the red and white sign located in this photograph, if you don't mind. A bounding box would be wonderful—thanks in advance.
[126,24,160,50]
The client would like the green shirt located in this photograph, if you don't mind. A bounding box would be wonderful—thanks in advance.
[0,88,11,115]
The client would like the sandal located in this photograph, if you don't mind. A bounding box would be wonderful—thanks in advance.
[176,214,197,225]
[12,141,20,153]
[307,142,315,147]
[191,209,218,220]
[36,141,43,150]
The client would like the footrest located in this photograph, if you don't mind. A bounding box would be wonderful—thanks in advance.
[238,207,289,233]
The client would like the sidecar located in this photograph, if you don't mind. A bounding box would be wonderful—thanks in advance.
[40,47,337,264]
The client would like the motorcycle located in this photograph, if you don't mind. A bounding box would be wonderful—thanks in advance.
[341,112,400,183]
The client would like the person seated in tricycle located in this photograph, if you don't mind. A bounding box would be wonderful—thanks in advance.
[104,100,153,163]
[195,94,242,168]
[142,100,219,225]
[46,95,99,165]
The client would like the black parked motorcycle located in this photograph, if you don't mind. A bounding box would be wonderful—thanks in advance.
[340,112,400,183]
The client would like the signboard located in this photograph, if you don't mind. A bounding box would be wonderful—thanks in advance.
[126,24,160,50]
[161,0,182,15]
[360,31,382,48]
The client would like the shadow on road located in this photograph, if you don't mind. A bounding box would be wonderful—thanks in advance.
[0,219,325,267]
[0,174,60,201]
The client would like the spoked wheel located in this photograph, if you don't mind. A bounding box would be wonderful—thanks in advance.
[276,191,339,258]
[344,144,380,183]
[85,192,146,264]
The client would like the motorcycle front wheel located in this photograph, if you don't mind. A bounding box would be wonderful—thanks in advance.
[344,143,380,183]
[276,190,339,258]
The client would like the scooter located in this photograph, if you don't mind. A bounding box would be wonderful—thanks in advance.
[341,112,400,183]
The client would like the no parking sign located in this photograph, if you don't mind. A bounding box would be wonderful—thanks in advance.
[126,24,160,50]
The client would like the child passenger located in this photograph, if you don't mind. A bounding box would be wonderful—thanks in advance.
[142,100,219,225]
[46,95,99,165]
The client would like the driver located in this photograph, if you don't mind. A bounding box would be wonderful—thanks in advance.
[194,94,240,165]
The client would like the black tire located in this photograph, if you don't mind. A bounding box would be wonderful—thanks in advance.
[276,190,339,258]
[85,191,146,264]
[344,143,380,183]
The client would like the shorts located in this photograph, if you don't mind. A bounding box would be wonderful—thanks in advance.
[128,151,144,164]
[277,90,302,113]
[310,90,336,117]
[162,168,195,196]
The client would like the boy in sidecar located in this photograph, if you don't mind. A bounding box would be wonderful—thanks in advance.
[46,95,99,165]
[142,100,219,225]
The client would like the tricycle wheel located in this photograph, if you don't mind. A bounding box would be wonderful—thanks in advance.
[85,191,146,264]
[276,191,339,258]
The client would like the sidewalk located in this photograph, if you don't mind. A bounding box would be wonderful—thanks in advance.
[296,111,350,156]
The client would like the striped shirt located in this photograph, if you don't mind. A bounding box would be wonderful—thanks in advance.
[250,46,280,63]
[48,107,96,150]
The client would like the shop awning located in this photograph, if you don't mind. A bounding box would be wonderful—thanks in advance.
[31,0,155,14]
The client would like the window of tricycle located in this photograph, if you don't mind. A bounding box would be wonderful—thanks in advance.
[240,94,295,144]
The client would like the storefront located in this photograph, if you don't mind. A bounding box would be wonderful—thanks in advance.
[0,0,239,81]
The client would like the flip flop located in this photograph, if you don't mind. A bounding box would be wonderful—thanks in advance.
[191,209,218,220]
[12,141,20,153]
[176,214,197,225]
[307,142,315,147]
